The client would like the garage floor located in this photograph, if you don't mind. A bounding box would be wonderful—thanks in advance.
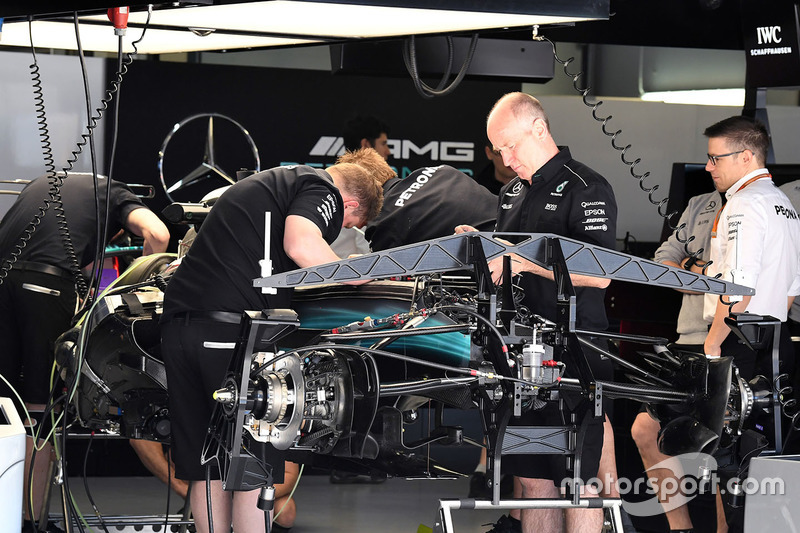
[47,474,508,533]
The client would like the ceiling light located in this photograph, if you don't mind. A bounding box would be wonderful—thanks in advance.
[0,1,608,55]
[641,88,746,107]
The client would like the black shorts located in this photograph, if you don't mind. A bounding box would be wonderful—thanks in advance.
[0,268,76,406]
[501,339,612,483]
[161,317,286,483]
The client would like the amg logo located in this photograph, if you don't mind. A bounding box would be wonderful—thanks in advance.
[757,25,782,45]
[310,137,474,162]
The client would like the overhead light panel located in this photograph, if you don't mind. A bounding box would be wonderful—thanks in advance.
[641,89,746,107]
[0,1,609,55]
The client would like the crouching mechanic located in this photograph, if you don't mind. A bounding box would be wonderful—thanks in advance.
[160,152,385,533]
[0,172,170,531]
[365,164,497,252]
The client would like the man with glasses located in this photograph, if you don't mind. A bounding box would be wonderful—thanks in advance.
[635,116,800,533]
[701,116,800,370]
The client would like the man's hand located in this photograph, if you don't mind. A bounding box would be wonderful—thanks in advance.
[454,225,478,234]
[488,256,506,285]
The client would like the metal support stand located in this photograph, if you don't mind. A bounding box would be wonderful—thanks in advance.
[434,497,625,533]
[725,313,783,453]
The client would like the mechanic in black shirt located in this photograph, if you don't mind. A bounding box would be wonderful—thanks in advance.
[365,165,497,252]
[160,155,384,533]
[0,172,169,529]
[457,92,618,533]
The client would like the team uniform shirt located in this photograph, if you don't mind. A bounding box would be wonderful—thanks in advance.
[365,165,497,252]
[495,147,617,331]
[779,179,800,323]
[654,190,722,345]
[0,174,145,405]
[703,169,800,323]
[0,174,144,269]
[162,165,344,317]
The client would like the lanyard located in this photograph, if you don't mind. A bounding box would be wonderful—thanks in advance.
[711,173,771,238]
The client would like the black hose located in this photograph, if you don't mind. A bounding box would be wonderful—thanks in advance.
[82,433,110,533]
[402,34,479,99]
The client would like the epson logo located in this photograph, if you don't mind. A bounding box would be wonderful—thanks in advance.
[756,25,782,45]
[310,136,474,162]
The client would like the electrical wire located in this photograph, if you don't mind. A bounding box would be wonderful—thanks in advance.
[273,464,304,524]
[402,34,479,99]
[60,406,88,533]
[535,30,729,308]
[12,11,154,529]
[0,18,84,293]
[82,433,111,533]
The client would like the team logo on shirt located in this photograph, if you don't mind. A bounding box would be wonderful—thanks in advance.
[317,193,337,226]
[550,180,568,197]
[703,200,718,212]
[504,181,524,198]
[394,166,441,206]
[775,205,799,219]
[544,203,558,211]
[585,224,608,232]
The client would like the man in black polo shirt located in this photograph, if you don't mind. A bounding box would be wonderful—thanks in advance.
[0,172,169,529]
[458,92,618,533]
[160,156,384,533]
[365,165,497,252]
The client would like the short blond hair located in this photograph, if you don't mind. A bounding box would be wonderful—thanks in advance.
[337,147,396,185]
[329,162,384,222]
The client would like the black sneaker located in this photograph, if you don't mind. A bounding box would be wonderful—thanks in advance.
[483,514,522,533]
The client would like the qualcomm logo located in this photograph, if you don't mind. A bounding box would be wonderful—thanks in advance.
[310,136,474,162]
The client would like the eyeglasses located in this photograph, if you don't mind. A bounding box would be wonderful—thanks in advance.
[707,150,744,166]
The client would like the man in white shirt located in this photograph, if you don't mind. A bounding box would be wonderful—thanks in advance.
[700,116,800,532]
[702,116,800,379]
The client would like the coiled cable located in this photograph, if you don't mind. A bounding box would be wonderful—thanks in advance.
[536,29,714,275]
[535,28,729,316]
[0,19,85,294]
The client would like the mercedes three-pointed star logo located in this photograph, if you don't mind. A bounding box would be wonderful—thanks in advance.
[158,113,261,203]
